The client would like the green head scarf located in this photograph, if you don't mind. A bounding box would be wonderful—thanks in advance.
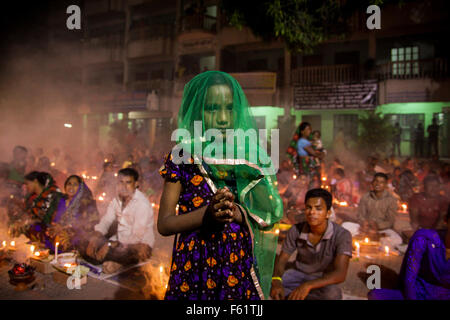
[174,71,283,299]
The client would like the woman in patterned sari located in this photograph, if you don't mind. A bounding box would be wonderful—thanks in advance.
[9,171,63,248]
[158,71,283,300]
[48,175,99,252]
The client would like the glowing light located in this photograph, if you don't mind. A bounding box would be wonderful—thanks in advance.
[275,229,280,235]
[102,192,106,197]
[2,241,6,248]
[339,201,348,207]
[292,175,297,180]
[30,245,35,253]
[364,238,369,244]
[104,159,108,163]
[98,196,104,201]
[401,203,408,212]
[159,266,164,273]
[64,123,72,128]
[92,176,98,180]
[10,241,15,247]
[10,195,14,199]
[34,251,40,257]
[354,241,360,257]
[321,176,327,181]
[151,203,155,207]
[51,162,56,167]
[82,174,87,179]
[114,173,118,177]
[385,246,390,256]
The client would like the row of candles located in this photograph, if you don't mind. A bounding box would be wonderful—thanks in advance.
[353,237,390,257]
[1,240,60,260]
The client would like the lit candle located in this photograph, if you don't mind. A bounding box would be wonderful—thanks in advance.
[34,251,40,257]
[385,246,390,256]
[10,241,15,247]
[151,202,155,207]
[104,158,108,163]
[355,241,360,257]
[51,162,56,167]
[114,173,118,177]
[2,241,6,248]
[364,237,369,244]
[30,245,35,253]
[159,265,164,286]
[321,176,327,181]
[292,175,297,180]
[98,196,104,201]
[275,228,280,235]
[55,242,59,262]
[102,192,106,197]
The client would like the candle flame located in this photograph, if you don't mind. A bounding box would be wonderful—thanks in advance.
[401,203,407,211]
[102,192,106,196]
[321,176,327,181]
[51,162,56,167]
[2,241,6,247]
[34,251,40,257]
[339,201,348,207]
[30,245,35,253]
[10,241,15,247]
[364,238,369,243]
[114,173,118,177]
[104,159,108,163]
[55,242,59,247]
[385,246,389,253]
[292,175,297,179]
[98,196,104,201]
[275,228,280,235]
[151,202,155,207]
[355,241,360,248]
[159,266,163,273]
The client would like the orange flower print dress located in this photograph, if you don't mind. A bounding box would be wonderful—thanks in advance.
[160,152,260,300]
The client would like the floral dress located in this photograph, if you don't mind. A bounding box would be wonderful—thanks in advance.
[159,152,261,300]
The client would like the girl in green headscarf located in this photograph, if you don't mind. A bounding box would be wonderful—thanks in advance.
[158,71,283,300]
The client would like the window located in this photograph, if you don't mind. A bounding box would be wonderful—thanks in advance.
[391,46,419,76]
[333,114,359,140]
[385,113,425,141]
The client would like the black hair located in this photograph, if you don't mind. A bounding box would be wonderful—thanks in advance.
[334,168,345,178]
[64,175,82,189]
[373,172,388,181]
[13,145,27,153]
[103,161,113,170]
[299,122,311,134]
[24,171,49,186]
[305,188,332,210]
[118,167,139,181]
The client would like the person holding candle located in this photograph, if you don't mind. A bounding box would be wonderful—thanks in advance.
[84,168,154,274]
[271,188,352,300]
[342,172,403,250]
[368,206,450,300]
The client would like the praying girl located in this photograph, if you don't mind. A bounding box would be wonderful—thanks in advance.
[158,71,283,300]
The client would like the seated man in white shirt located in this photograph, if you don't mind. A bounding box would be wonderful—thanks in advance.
[84,168,155,273]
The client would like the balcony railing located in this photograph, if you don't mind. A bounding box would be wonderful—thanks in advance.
[291,64,362,84]
[291,58,449,84]
[376,58,449,80]
[180,14,217,33]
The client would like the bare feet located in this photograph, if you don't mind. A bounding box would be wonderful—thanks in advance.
[102,261,123,274]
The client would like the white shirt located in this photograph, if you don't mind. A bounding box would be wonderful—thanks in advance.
[94,189,155,248]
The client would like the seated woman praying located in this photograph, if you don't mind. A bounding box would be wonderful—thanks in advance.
[47,175,99,253]
[270,188,352,300]
[9,171,63,246]
[368,206,450,300]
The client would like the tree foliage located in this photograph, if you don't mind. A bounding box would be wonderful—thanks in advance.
[221,0,395,53]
